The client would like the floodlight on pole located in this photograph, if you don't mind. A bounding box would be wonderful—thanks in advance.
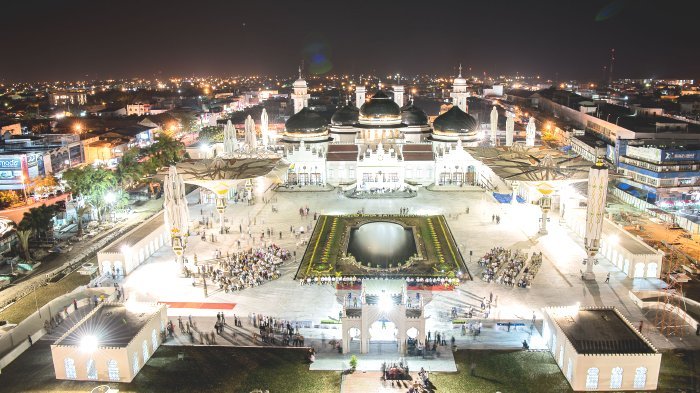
[80,335,98,352]
[378,291,393,312]
[104,191,116,205]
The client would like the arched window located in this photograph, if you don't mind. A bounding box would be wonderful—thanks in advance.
[132,352,140,374]
[64,358,76,379]
[633,367,647,389]
[142,340,149,362]
[108,359,120,381]
[551,334,556,355]
[610,367,623,389]
[566,358,573,381]
[86,358,97,380]
[586,367,599,389]
[152,329,158,351]
[558,346,564,367]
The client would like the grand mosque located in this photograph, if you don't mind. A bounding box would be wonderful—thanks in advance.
[279,69,496,191]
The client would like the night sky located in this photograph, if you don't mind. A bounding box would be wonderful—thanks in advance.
[1,0,698,82]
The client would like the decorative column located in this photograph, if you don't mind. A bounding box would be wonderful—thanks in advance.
[539,195,551,234]
[525,117,536,147]
[583,158,609,280]
[216,195,226,234]
[511,180,519,205]
[292,67,309,114]
[244,115,257,150]
[393,85,405,107]
[450,64,469,112]
[223,120,238,154]
[260,108,269,147]
[506,112,514,146]
[490,105,498,146]
[536,183,554,235]
[164,166,189,273]
[356,86,366,109]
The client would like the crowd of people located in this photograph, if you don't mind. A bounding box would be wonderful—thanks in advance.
[249,313,309,347]
[478,247,526,287]
[479,247,544,288]
[188,244,290,292]
[518,252,543,288]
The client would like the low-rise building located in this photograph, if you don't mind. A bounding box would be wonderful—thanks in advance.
[0,134,84,189]
[50,302,167,383]
[49,90,87,106]
[126,103,151,117]
[543,306,661,391]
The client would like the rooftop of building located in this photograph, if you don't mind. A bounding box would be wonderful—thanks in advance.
[54,303,161,348]
[327,144,359,161]
[103,211,164,254]
[402,144,434,161]
[536,88,700,135]
[549,307,656,355]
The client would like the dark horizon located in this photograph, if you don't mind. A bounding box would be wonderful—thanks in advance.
[1,0,699,83]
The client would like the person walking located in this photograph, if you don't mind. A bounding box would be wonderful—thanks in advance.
[605,272,610,283]
[27,335,33,346]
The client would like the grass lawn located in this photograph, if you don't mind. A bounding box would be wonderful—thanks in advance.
[658,349,700,391]
[0,343,339,393]
[429,349,700,393]
[430,350,573,393]
[0,272,89,324]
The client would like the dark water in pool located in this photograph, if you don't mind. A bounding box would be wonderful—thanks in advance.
[347,222,417,268]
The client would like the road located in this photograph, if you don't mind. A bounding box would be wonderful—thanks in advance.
[0,194,70,224]
[0,197,164,309]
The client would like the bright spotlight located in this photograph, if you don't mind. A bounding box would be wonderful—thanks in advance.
[104,191,116,205]
[80,335,98,352]
[378,291,393,312]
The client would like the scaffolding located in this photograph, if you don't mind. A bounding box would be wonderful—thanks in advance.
[653,241,689,337]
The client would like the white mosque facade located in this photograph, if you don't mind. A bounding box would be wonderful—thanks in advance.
[280,72,498,191]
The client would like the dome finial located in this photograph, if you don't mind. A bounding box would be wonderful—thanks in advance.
[458,63,463,78]
[298,65,302,79]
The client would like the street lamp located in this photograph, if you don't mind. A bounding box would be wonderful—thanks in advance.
[104,191,116,222]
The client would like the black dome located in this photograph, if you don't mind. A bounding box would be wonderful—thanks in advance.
[401,103,428,126]
[331,103,359,126]
[433,106,478,133]
[285,108,329,133]
[359,90,401,118]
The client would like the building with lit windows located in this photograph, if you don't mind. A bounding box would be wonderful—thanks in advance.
[49,90,87,107]
[50,302,167,383]
[281,70,495,190]
[543,305,661,391]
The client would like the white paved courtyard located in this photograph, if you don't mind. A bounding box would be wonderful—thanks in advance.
[120,176,698,353]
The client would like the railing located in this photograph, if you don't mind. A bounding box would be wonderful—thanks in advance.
[0,287,116,371]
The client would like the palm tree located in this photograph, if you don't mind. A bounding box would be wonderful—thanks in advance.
[116,149,145,188]
[149,134,185,168]
[16,229,32,262]
[75,205,90,236]
[20,204,58,241]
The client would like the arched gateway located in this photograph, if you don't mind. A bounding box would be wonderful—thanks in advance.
[341,279,426,354]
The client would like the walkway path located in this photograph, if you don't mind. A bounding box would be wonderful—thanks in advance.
[116,177,700,354]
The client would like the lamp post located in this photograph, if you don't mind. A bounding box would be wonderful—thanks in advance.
[33,282,41,318]
[104,191,116,222]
